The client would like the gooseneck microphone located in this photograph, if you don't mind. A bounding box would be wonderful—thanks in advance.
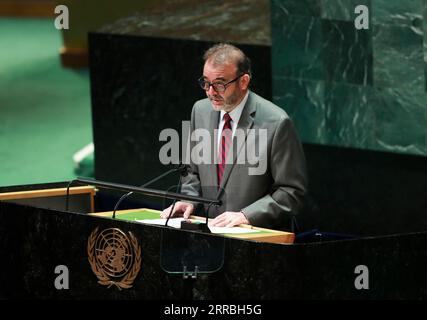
[164,177,182,228]
[111,162,192,219]
[66,164,221,233]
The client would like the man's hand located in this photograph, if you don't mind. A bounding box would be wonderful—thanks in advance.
[209,211,249,228]
[160,201,194,219]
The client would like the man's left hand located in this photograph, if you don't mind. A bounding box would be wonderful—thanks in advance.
[209,211,249,228]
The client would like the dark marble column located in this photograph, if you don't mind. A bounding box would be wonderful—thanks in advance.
[271,0,427,240]
[271,0,427,156]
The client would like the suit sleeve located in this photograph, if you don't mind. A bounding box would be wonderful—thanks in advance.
[180,103,202,198]
[242,117,308,229]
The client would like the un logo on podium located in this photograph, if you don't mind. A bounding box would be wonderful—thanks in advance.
[87,227,141,289]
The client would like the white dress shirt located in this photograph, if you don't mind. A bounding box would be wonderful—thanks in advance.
[217,91,249,150]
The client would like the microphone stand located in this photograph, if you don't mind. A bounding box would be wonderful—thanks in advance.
[179,204,213,233]
[66,166,182,214]
[159,165,213,232]
[164,176,182,228]
[111,165,187,219]
[66,169,221,233]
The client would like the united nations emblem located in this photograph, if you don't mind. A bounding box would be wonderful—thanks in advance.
[87,227,141,289]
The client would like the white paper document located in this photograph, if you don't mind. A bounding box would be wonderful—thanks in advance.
[136,217,185,229]
[208,226,259,234]
[136,218,259,234]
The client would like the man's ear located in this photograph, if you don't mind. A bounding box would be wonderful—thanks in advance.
[240,74,251,90]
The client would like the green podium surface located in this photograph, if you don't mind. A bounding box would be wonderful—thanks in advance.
[91,208,295,244]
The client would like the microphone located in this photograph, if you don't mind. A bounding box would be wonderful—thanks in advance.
[162,164,216,233]
[71,177,220,204]
[65,163,191,215]
[112,162,189,219]
[164,178,182,228]
[66,164,221,233]
[177,163,188,177]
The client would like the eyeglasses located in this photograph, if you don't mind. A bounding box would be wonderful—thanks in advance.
[198,73,246,93]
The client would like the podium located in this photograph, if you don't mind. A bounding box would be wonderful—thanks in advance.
[1,181,427,299]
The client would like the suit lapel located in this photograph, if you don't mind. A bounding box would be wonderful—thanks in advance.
[217,92,256,196]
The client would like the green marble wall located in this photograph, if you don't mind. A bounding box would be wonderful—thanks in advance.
[271,0,427,156]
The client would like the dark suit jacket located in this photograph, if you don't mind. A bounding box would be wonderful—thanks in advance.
[181,91,307,229]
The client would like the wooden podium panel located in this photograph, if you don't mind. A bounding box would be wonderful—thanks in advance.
[0,186,96,213]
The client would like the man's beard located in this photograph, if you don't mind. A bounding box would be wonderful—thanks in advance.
[209,91,240,112]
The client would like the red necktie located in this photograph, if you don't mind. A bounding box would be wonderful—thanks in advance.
[217,113,232,186]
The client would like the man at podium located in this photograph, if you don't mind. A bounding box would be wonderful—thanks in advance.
[161,43,307,230]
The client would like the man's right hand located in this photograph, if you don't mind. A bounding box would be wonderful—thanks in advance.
[160,201,194,219]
